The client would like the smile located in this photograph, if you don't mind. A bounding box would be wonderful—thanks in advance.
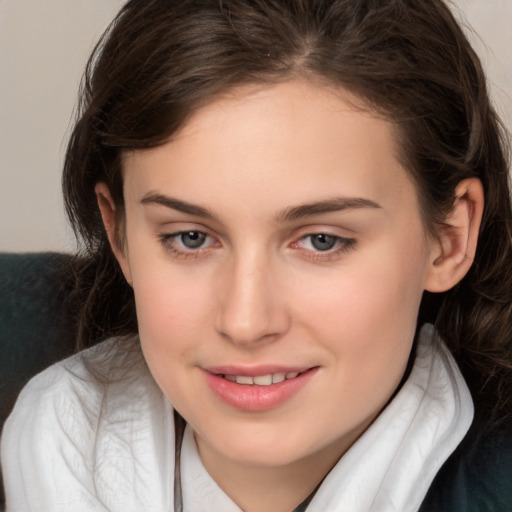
[204,367,318,411]
[223,371,301,386]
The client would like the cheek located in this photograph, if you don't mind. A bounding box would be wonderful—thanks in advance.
[300,255,425,336]
[295,234,429,377]
[129,260,215,363]
[129,266,216,411]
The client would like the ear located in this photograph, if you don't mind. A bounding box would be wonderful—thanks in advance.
[424,178,484,293]
[95,182,133,286]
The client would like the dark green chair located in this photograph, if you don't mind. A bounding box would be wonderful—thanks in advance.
[0,252,78,508]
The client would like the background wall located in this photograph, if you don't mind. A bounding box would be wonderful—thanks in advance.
[0,1,123,252]
[1,0,511,252]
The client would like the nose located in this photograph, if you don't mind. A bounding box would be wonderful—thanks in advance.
[214,253,290,347]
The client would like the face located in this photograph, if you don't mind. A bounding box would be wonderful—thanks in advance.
[104,80,445,476]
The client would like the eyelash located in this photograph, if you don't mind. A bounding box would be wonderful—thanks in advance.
[158,231,357,261]
[292,233,357,260]
[158,231,217,259]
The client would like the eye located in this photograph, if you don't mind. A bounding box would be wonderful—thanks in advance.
[178,231,208,249]
[293,232,356,258]
[158,229,218,258]
[306,233,338,251]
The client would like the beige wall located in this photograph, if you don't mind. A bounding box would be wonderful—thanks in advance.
[1,1,511,252]
[0,1,122,252]
[459,0,512,129]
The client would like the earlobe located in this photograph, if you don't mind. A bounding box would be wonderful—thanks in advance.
[424,178,484,293]
[95,182,133,286]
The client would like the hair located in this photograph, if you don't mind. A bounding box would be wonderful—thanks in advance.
[63,0,512,421]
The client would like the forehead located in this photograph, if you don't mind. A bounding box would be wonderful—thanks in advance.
[122,80,417,220]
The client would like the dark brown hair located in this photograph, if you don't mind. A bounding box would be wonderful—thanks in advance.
[63,0,512,419]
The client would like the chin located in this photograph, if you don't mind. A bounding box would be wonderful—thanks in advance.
[195,420,338,469]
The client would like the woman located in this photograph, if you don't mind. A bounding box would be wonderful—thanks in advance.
[2,1,511,510]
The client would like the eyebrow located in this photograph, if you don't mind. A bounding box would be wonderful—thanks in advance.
[276,197,382,222]
[141,192,381,222]
[141,193,214,219]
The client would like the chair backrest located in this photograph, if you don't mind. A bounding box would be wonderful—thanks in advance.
[0,252,78,507]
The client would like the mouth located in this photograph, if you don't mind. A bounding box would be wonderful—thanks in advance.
[221,370,305,386]
[203,367,318,411]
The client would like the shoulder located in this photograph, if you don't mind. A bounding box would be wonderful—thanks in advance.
[1,339,114,510]
[2,339,115,457]
[419,413,512,512]
[1,338,174,511]
[2,338,142,438]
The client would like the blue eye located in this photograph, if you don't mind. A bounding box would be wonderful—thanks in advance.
[159,230,215,257]
[179,231,207,249]
[296,233,356,257]
[308,234,338,251]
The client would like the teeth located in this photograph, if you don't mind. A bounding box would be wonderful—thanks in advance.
[272,372,286,383]
[253,374,273,386]
[225,371,302,385]
[235,376,254,385]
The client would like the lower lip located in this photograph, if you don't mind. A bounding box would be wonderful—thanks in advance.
[203,368,318,411]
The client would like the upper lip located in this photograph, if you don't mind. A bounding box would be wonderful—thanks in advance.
[203,365,315,377]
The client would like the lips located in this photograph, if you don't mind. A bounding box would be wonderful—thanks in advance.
[203,366,318,411]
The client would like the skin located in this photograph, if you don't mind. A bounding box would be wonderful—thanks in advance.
[97,80,483,512]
